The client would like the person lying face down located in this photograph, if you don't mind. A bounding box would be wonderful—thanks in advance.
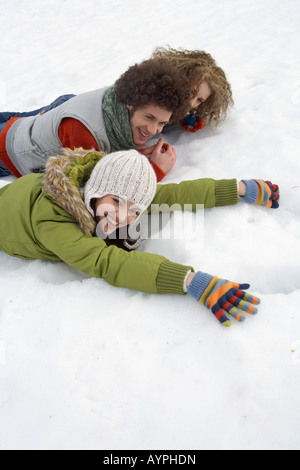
[151,47,234,132]
[0,148,279,327]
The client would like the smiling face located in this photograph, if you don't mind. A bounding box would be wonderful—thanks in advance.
[190,81,212,111]
[94,194,141,237]
[126,104,172,145]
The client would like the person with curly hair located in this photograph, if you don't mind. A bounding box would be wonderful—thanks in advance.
[0,59,190,180]
[151,46,234,132]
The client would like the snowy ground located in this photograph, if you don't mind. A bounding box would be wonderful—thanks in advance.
[0,0,300,451]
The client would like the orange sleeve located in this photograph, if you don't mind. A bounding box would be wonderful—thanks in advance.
[58,118,166,181]
[58,118,100,151]
[0,118,22,177]
[150,161,166,182]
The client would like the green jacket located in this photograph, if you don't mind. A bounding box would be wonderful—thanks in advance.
[0,169,238,295]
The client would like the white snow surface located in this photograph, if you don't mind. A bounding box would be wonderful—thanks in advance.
[0,0,300,450]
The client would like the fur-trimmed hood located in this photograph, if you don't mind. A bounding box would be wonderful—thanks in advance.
[42,148,104,236]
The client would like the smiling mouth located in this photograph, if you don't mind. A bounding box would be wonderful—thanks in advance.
[106,214,118,230]
[138,128,150,140]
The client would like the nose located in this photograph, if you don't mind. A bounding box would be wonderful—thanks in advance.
[147,122,160,136]
[118,204,135,227]
[118,206,126,224]
[190,97,198,109]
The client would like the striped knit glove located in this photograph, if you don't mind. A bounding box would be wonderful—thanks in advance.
[242,179,280,208]
[188,271,260,327]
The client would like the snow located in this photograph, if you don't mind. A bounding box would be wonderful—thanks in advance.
[0,0,300,451]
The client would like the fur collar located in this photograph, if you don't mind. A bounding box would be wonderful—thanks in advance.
[42,148,98,236]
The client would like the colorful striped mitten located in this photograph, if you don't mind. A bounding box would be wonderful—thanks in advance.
[242,179,280,208]
[188,271,260,327]
[180,114,205,132]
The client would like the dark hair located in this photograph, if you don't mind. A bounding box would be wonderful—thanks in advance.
[104,228,138,252]
[115,58,190,121]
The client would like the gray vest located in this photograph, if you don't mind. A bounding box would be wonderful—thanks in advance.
[6,87,111,175]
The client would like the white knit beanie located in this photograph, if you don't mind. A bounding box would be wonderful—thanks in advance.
[84,149,157,217]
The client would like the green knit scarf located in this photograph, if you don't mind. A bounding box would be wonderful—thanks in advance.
[65,151,104,192]
[102,83,138,152]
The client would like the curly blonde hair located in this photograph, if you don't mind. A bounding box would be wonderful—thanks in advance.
[152,47,234,125]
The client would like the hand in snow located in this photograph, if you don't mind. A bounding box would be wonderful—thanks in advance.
[187,271,260,327]
[240,179,280,209]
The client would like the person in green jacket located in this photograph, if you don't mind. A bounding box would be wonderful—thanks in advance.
[0,148,279,327]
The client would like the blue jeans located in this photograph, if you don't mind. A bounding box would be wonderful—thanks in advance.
[0,94,75,177]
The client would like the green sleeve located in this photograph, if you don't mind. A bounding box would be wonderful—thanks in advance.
[149,178,238,212]
[0,175,193,295]
[35,202,193,295]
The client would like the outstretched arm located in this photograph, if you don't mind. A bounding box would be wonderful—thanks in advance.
[150,178,279,212]
[150,178,239,212]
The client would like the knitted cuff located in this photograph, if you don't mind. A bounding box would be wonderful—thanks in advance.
[187,271,213,301]
[215,179,239,206]
[156,260,194,295]
[241,179,258,204]
[149,161,166,183]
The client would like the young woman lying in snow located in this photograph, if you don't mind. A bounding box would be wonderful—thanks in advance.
[133,47,234,161]
[0,148,279,327]
[151,46,233,132]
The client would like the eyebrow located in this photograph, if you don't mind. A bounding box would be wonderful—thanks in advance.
[145,113,169,125]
